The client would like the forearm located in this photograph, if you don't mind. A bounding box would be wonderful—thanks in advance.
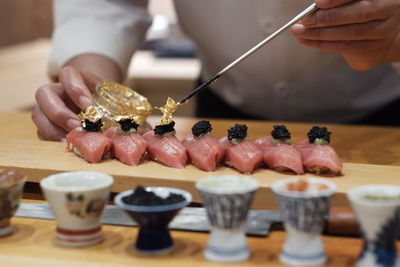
[64,54,123,83]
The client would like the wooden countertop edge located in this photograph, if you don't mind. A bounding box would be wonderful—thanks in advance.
[0,216,371,267]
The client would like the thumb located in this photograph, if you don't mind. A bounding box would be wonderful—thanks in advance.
[59,66,93,110]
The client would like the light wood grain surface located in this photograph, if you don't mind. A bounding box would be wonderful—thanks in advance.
[1,111,400,166]
[2,138,400,209]
[0,40,51,111]
[0,216,368,267]
[1,112,400,209]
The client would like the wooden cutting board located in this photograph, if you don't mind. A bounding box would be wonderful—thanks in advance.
[0,139,398,209]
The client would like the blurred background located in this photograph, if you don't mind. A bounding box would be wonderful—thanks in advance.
[0,0,200,116]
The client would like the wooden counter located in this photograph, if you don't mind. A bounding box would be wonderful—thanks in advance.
[0,216,364,267]
[1,112,400,266]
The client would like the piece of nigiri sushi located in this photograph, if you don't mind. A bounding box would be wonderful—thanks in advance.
[183,120,225,171]
[104,117,148,166]
[219,124,262,174]
[66,106,113,163]
[66,127,112,164]
[255,125,304,174]
[294,126,342,175]
[142,121,188,168]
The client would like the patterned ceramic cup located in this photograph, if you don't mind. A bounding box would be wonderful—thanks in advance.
[347,184,400,267]
[40,171,113,247]
[114,187,192,254]
[196,175,259,263]
[272,177,336,267]
[0,169,26,236]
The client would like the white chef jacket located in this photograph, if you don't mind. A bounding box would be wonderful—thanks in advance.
[49,0,400,123]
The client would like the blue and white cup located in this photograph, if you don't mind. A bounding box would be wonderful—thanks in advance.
[272,177,336,266]
[196,175,259,263]
[347,184,400,267]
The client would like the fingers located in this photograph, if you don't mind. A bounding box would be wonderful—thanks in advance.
[32,105,68,141]
[59,66,92,110]
[296,38,381,70]
[302,1,390,27]
[35,83,81,133]
[292,20,386,41]
[296,38,368,54]
[33,66,102,141]
[81,71,102,94]
[316,0,357,9]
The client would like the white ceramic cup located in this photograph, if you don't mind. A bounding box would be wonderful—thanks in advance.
[272,177,336,267]
[196,175,259,263]
[40,171,113,247]
[347,184,400,267]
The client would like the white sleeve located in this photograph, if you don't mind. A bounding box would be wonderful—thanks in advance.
[48,0,152,77]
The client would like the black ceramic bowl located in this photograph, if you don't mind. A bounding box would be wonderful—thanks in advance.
[114,187,192,254]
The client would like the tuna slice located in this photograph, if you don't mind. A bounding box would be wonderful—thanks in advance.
[219,136,263,174]
[66,128,113,163]
[255,136,304,174]
[142,131,188,168]
[254,136,273,153]
[104,127,148,166]
[183,134,225,171]
[294,139,342,175]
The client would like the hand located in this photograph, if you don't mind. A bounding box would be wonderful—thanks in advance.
[291,0,400,70]
[32,67,101,141]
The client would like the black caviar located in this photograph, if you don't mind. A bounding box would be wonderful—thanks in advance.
[307,126,331,144]
[117,119,139,132]
[122,186,185,206]
[271,125,291,140]
[228,124,248,141]
[154,121,175,135]
[82,119,103,132]
[192,120,212,137]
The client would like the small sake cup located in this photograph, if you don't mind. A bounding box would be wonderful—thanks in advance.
[347,184,400,267]
[196,175,259,263]
[0,169,26,236]
[272,177,336,267]
[114,187,192,254]
[40,171,113,247]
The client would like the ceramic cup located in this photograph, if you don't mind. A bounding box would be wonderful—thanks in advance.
[114,187,192,254]
[196,175,259,263]
[272,177,336,267]
[0,169,26,236]
[40,171,113,247]
[347,184,400,267]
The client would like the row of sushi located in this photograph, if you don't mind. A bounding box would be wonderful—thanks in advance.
[66,106,342,176]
